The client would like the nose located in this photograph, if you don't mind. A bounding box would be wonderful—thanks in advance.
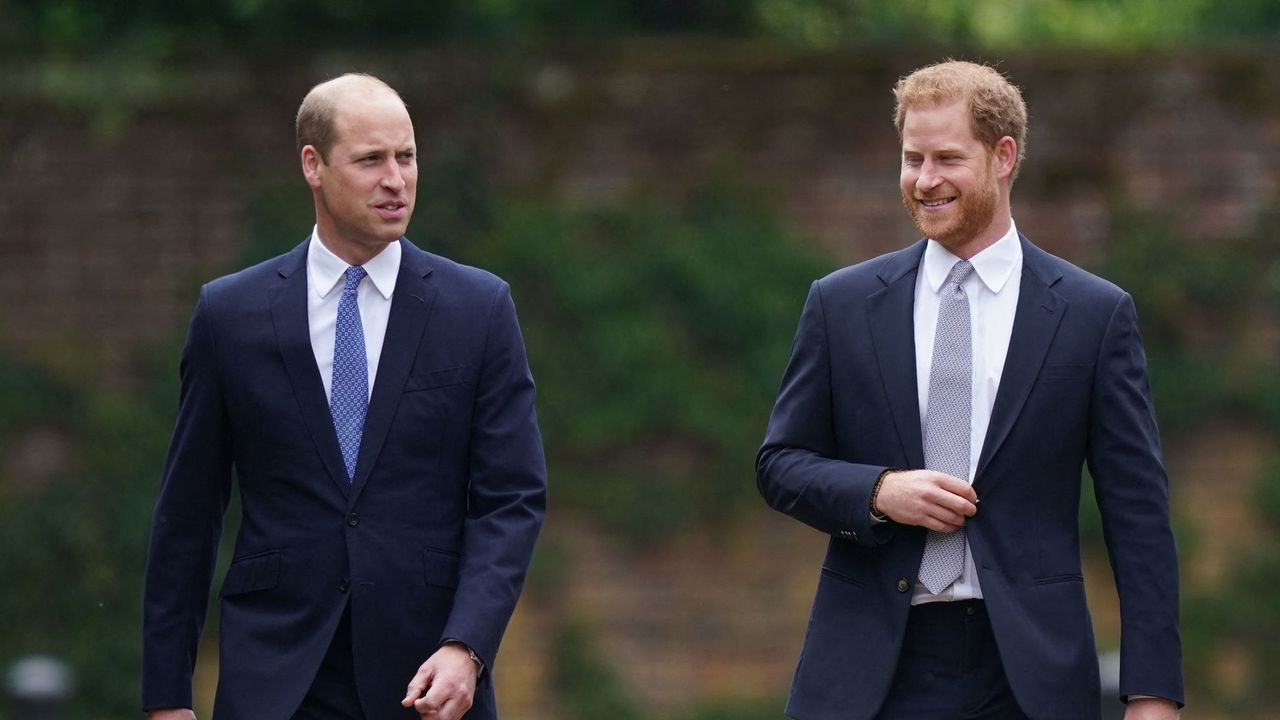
[380,158,406,192]
[915,160,943,193]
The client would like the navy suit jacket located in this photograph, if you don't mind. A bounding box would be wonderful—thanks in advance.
[142,238,547,720]
[757,235,1182,720]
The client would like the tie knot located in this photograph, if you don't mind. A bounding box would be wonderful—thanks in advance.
[343,266,367,296]
[946,260,974,289]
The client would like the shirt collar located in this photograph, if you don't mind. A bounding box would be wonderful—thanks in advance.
[308,226,401,300]
[922,219,1022,296]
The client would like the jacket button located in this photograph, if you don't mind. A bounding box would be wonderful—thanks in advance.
[896,578,910,593]
[339,578,350,592]
[347,513,359,527]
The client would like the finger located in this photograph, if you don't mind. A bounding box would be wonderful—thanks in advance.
[418,674,474,719]
[449,695,476,720]
[414,695,440,715]
[930,472,976,499]
[435,697,466,720]
[921,510,965,533]
[414,677,454,715]
[922,517,964,533]
[414,694,452,718]
[936,491,978,518]
[938,508,968,528]
[403,666,433,706]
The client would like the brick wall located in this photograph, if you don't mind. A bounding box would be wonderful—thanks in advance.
[4,44,1278,716]
[3,46,1277,382]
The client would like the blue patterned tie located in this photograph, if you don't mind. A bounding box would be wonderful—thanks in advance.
[918,260,975,594]
[331,266,368,482]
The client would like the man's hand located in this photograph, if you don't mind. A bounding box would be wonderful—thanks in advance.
[874,469,977,532]
[1124,697,1180,720]
[402,643,478,720]
[146,710,196,720]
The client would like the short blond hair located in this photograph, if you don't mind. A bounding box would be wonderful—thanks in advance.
[893,60,1028,179]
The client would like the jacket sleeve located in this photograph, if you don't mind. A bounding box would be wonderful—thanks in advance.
[141,287,234,711]
[757,280,894,547]
[440,282,547,673]
[1086,291,1184,706]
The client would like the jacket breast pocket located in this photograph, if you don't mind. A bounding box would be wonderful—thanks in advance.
[404,366,472,393]
[220,551,281,598]
[423,548,461,590]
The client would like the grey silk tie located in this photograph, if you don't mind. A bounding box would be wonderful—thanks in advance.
[918,259,975,594]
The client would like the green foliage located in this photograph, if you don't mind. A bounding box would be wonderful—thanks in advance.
[682,699,788,720]
[551,620,647,720]
[1182,460,1280,712]
[1078,469,1104,556]
[0,355,178,718]
[445,180,830,545]
[1255,460,1280,530]
[1098,209,1280,435]
[550,617,786,720]
[239,177,316,267]
[1088,207,1280,714]
[6,0,1279,60]
[753,0,1280,48]
[1077,209,1279,713]
[5,0,754,56]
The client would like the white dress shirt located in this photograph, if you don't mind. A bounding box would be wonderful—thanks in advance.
[910,220,1023,605]
[307,228,400,403]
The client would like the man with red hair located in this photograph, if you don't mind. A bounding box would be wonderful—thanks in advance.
[759,60,1182,719]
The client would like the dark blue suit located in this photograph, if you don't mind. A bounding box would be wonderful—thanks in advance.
[757,235,1181,720]
[142,238,547,720]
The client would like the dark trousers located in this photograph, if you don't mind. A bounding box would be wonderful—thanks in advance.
[293,604,366,720]
[876,600,1029,720]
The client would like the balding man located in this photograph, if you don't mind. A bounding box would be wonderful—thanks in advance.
[141,73,547,720]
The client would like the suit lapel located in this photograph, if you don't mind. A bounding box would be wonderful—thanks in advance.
[269,240,352,498]
[975,235,1066,482]
[867,240,928,470]
[348,239,437,505]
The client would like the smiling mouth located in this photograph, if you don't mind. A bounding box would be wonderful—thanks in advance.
[919,197,956,208]
[376,201,405,211]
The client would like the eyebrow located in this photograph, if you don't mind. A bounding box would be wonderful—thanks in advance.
[346,144,415,158]
[902,144,967,153]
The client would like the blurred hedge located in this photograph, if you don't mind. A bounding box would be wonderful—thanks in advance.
[5,0,1279,59]
[1,136,1278,717]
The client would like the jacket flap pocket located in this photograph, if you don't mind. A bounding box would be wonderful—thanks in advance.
[220,552,281,597]
[423,548,460,589]
[1033,573,1084,586]
[821,546,871,586]
[405,366,471,392]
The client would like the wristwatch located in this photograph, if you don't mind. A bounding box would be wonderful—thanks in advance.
[463,646,483,675]
[443,639,485,678]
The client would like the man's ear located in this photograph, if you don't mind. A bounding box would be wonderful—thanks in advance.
[301,145,324,189]
[993,136,1017,180]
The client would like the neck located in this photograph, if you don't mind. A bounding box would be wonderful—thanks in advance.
[947,213,1012,260]
[315,220,390,267]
